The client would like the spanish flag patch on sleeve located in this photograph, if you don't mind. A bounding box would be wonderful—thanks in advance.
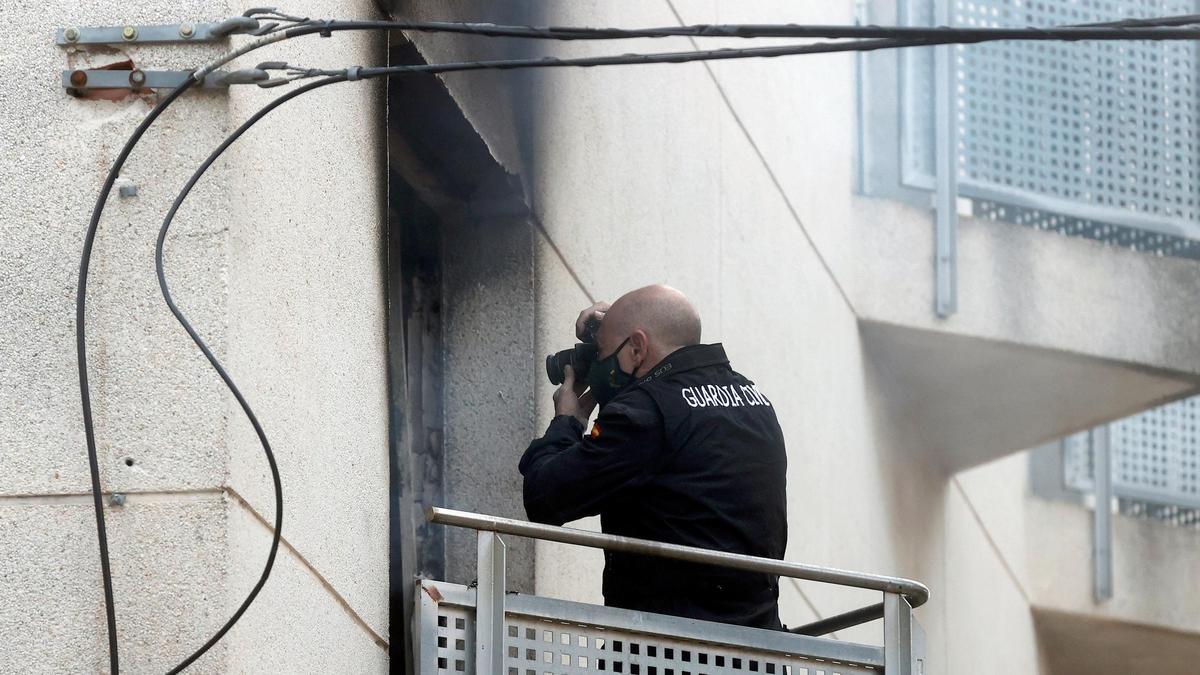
[589,423,601,439]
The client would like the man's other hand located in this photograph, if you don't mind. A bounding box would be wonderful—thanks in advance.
[576,301,611,341]
[554,365,597,426]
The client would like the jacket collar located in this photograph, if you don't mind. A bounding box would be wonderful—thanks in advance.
[637,343,729,384]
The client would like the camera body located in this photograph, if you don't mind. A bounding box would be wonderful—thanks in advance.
[545,317,601,385]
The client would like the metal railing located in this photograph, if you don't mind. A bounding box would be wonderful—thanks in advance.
[418,507,929,674]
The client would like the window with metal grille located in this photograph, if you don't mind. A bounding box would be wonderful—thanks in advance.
[877,0,1200,258]
[1062,397,1200,528]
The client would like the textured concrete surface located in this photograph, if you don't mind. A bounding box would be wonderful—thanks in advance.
[441,214,537,591]
[222,0,391,639]
[223,499,389,673]
[0,0,233,499]
[531,234,605,604]
[0,494,230,673]
[1,0,391,671]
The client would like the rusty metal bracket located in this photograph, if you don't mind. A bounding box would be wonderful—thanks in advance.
[55,18,267,95]
[62,69,233,94]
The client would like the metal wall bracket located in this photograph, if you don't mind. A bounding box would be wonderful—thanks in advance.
[1092,426,1114,602]
[57,22,229,46]
[55,18,265,94]
[62,69,232,94]
[933,0,959,319]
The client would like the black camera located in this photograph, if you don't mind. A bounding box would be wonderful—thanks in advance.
[545,317,601,385]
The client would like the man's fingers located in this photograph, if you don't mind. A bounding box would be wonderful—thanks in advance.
[575,301,611,340]
[554,365,582,418]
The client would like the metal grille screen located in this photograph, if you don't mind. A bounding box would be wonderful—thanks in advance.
[904,0,1200,257]
[418,582,886,675]
[1062,396,1200,526]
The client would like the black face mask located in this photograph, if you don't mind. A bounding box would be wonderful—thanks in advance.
[586,337,636,408]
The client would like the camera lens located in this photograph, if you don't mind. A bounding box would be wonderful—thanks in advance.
[546,349,572,385]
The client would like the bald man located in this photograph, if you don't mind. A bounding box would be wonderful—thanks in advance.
[519,285,788,631]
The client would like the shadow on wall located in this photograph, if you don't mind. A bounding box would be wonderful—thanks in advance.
[860,327,947,581]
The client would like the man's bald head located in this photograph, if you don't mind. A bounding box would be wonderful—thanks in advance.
[601,285,702,356]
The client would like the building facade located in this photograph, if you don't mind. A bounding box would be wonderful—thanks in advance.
[3,0,1199,673]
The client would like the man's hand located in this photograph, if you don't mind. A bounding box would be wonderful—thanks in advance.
[554,365,597,426]
[576,301,610,341]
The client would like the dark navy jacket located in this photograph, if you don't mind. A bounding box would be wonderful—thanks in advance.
[519,343,788,630]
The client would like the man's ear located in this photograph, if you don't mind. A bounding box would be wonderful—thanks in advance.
[630,330,650,360]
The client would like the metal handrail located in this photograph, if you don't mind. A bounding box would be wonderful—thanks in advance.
[428,507,930,613]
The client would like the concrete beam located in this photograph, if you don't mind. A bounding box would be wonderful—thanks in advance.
[862,320,1199,472]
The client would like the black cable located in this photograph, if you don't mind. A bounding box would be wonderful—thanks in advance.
[279,23,1200,84]
[76,12,1200,674]
[156,76,345,672]
[76,76,198,675]
[360,37,948,77]
[280,16,1200,41]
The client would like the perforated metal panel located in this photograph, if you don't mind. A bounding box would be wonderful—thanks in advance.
[432,606,477,673]
[1117,496,1200,526]
[903,0,1200,257]
[1062,397,1200,527]
[1112,398,1200,506]
[416,581,885,675]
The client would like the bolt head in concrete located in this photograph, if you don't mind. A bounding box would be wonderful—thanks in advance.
[63,26,80,42]
[121,25,137,41]
[128,70,146,87]
[179,23,194,38]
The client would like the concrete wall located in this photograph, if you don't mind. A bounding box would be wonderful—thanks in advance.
[1,1,389,672]
[957,449,1200,674]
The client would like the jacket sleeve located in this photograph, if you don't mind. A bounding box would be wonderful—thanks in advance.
[519,391,663,526]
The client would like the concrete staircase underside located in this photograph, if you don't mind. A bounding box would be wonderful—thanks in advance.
[860,319,1200,472]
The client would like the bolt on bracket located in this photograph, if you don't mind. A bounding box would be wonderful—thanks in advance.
[62,69,236,93]
[57,21,229,46]
[56,18,266,95]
